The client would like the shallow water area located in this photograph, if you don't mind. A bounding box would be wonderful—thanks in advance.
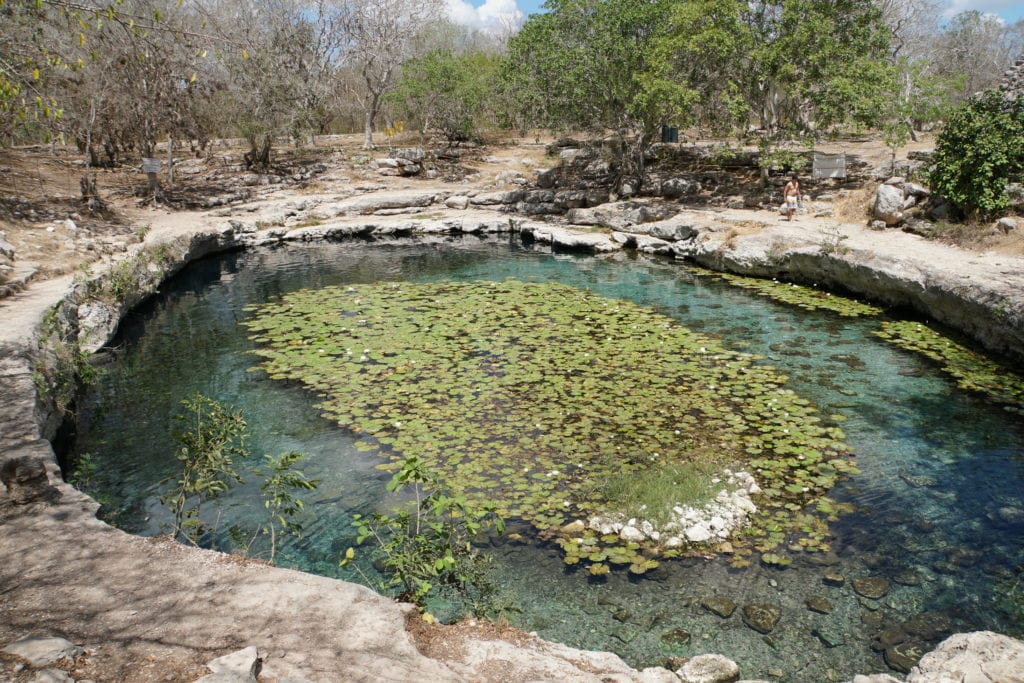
[71,236,1024,681]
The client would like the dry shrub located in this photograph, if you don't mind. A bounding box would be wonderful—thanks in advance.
[834,186,875,223]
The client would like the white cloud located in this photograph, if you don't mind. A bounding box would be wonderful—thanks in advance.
[446,0,525,32]
[942,0,1018,20]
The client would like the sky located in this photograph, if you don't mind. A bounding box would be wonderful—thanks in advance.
[446,0,1024,31]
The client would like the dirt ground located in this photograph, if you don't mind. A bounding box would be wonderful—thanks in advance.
[2,130,1021,291]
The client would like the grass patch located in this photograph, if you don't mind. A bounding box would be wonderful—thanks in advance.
[598,460,719,527]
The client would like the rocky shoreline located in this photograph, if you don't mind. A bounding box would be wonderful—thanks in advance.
[3,189,1024,681]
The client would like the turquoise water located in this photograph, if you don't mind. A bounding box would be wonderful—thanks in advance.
[71,236,1024,681]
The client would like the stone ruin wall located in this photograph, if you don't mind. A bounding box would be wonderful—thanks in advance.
[999,54,1024,99]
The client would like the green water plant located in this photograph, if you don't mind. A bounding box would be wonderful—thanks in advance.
[874,320,1024,414]
[341,456,506,615]
[159,393,320,559]
[244,280,855,569]
[160,393,248,545]
[692,267,883,318]
[256,451,320,562]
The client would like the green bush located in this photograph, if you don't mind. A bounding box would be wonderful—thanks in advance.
[341,456,507,618]
[929,91,1024,218]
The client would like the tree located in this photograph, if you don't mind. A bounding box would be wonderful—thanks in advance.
[160,393,248,545]
[160,394,320,561]
[333,0,444,148]
[933,11,1022,101]
[505,0,695,194]
[388,48,502,143]
[1,0,217,153]
[738,0,895,134]
[929,91,1024,219]
[206,0,342,168]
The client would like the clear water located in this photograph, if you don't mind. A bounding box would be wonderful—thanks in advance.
[71,236,1024,681]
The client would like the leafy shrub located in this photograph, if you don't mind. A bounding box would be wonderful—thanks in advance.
[341,456,507,617]
[929,91,1024,218]
[159,393,319,562]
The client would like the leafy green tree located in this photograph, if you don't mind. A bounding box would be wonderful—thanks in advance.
[929,91,1024,219]
[388,49,501,143]
[505,0,696,194]
[739,0,895,133]
[257,451,320,563]
[160,393,248,545]
[159,394,321,560]
[341,456,506,615]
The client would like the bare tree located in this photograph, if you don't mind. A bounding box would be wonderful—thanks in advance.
[332,0,444,148]
[934,11,1023,99]
[202,0,343,167]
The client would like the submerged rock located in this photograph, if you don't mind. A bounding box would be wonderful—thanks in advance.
[885,640,927,674]
[823,571,846,587]
[813,625,845,648]
[661,628,692,646]
[852,577,891,599]
[701,597,737,619]
[805,596,833,614]
[742,604,781,634]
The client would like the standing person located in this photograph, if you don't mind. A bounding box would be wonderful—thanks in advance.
[783,173,801,222]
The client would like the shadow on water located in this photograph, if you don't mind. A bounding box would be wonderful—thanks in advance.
[70,237,1024,680]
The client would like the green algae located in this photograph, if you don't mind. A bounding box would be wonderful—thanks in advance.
[692,268,885,318]
[874,320,1024,414]
[243,279,855,570]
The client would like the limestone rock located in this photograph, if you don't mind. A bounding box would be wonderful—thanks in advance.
[336,191,437,215]
[851,675,902,683]
[741,604,781,634]
[2,636,83,667]
[0,233,15,261]
[0,456,56,504]
[996,217,1017,234]
[639,667,683,683]
[874,184,906,226]
[444,195,470,210]
[647,218,698,242]
[206,646,261,681]
[907,631,1024,683]
[676,654,740,683]
[661,177,701,199]
[518,223,620,253]
[904,182,930,199]
[566,201,674,230]
[31,671,74,683]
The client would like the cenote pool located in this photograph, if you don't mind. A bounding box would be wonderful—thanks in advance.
[70,236,1024,681]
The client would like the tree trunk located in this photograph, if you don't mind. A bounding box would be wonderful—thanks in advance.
[244,135,273,169]
[167,136,174,187]
[363,109,375,149]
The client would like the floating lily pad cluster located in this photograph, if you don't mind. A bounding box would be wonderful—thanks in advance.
[243,280,855,572]
[874,320,1024,414]
[695,268,885,318]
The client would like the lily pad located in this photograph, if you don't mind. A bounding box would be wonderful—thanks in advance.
[243,279,854,571]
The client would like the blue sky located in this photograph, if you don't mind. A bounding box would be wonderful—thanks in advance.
[454,0,1023,28]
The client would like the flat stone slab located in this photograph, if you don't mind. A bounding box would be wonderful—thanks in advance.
[2,636,83,667]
